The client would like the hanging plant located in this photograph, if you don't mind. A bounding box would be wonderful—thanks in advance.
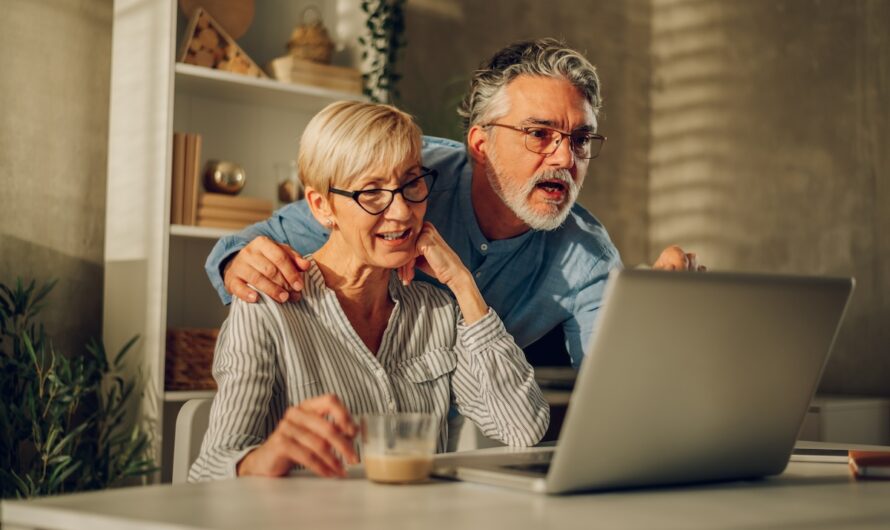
[358,0,406,103]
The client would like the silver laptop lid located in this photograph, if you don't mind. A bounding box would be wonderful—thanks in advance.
[546,269,854,494]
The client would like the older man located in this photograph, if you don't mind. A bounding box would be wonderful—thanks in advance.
[204,38,700,367]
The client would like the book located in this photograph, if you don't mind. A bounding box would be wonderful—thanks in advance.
[199,192,274,213]
[266,55,363,94]
[849,450,890,479]
[170,133,185,224]
[197,206,270,224]
[181,133,203,226]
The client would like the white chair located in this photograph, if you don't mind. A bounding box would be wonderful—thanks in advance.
[172,398,212,484]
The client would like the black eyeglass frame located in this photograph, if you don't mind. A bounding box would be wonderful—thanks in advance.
[483,123,606,160]
[328,167,438,215]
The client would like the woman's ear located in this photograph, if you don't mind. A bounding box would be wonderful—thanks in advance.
[467,125,489,165]
[304,186,334,228]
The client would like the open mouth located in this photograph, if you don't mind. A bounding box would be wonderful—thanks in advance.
[535,180,568,197]
[376,228,412,242]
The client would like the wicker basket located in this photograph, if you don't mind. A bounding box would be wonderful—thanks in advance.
[165,328,219,391]
[286,10,334,64]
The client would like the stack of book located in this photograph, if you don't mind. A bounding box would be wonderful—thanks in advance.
[170,132,274,229]
[170,132,203,226]
[196,193,273,230]
[266,56,363,94]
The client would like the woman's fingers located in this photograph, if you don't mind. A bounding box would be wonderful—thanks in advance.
[276,419,345,477]
[284,408,356,469]
[295,396,359,464]
[278,437,339,478]
[414,222,467,285]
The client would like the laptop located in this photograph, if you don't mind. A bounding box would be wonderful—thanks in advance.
[433,269,854,494]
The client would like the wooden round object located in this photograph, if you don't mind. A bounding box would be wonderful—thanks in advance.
[179,0,255,39]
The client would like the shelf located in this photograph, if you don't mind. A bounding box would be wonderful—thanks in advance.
[174,63,366,111]
[164,390,216,402]
[170,224,237,239]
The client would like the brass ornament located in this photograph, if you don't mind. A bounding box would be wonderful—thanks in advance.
[203,160,246,195]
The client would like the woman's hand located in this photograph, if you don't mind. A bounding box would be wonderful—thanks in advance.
[236,394,359,478]
[399,222,488,324]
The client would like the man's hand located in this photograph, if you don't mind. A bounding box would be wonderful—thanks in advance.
[223,236,311,303]
[652,245,707,272]
[236,394,359,478]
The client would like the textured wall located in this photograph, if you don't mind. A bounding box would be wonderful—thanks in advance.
[0,0,112,355]
[399,0,889,396]
[398,0,653,266]
[649,0,890,396]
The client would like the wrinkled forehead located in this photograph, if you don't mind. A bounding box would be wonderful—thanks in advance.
[503,76,598,132]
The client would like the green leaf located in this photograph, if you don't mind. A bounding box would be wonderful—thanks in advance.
[112,335,139,368]
[22,332,39,370]
[48,459,82,492]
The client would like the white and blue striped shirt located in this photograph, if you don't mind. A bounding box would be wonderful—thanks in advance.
[189,259,550,481]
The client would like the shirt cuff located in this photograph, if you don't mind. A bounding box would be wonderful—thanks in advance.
[456,308,508,353]
[230,445,261,479]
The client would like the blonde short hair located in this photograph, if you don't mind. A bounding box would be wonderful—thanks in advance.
[298,101,422,194]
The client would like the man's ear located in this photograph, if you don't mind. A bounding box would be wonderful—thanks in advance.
[467,125,489,165]
[305,186,333,227]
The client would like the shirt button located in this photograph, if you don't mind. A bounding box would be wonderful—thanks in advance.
[480,243,489,252]
[475,271,481,278]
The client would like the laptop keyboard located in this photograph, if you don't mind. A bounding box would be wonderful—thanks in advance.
[505,462,551,475]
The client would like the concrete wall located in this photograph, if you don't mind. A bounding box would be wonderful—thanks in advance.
[398,0,889,396]
[398,0,653,265]
[0,0,112,356]
[649,0,890,396]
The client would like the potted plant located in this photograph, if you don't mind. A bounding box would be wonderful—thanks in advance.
[0,278,156,498]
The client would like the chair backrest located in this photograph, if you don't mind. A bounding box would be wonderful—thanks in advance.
[172,398,212,484]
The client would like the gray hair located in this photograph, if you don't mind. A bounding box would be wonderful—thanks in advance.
[457,38,602,134]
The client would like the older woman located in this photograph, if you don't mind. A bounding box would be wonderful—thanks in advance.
[189,101,549,481]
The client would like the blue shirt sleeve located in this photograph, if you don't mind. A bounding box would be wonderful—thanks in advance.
[204,201,329,304]
[563,254,623,368]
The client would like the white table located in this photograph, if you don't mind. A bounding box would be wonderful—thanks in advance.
[3,444,890,530]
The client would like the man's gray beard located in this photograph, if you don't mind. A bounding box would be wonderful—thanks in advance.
[484,158,579,231]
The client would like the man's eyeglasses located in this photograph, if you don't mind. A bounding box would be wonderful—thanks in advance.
[483,123,606,160]
[329,167,438,215]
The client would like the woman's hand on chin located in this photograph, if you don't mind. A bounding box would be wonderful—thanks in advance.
[236,394,359,478]
[406,222,488,324]
[408,222,473,289]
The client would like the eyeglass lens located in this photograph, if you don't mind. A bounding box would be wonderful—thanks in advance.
[357,172,433,214]
[525,128,603,159]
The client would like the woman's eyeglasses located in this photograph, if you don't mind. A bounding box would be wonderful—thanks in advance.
[329,167,438,215]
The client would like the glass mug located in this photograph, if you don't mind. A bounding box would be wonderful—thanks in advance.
[360,413,437,484]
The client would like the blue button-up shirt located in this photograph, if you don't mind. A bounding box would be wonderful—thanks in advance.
[205,136,622,367]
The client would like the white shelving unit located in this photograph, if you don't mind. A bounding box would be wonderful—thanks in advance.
[104,0,365,482]
[169,224,235,240]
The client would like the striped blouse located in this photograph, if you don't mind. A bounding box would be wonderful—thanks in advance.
[189,258,550,481]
